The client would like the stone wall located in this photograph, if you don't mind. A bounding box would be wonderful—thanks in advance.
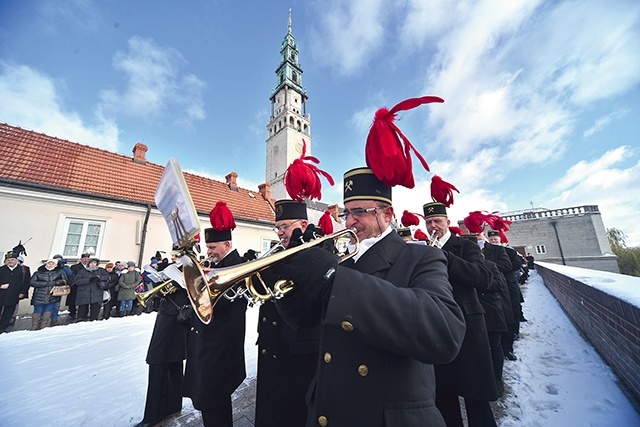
[536,263,640,402]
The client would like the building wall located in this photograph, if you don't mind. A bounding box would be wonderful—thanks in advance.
[503,211,618,273]
[536,263,640,402]
[1,186,276,315]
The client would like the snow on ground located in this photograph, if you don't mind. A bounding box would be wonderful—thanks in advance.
[0,271,638,426]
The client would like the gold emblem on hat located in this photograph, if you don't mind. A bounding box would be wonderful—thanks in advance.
[345,180,354,192]
[428,207,435,213]
[275,205,283,216]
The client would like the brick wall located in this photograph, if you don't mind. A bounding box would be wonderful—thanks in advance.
[536,264,640,402]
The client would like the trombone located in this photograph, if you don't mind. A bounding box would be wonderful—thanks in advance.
[180,228,358,324]
[135,279,177,308]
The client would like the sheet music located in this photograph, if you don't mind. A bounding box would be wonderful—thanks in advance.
[154,158,201,248]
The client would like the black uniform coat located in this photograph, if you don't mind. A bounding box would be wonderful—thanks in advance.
[146,287,190,364]
[183,249,248,412]
[305,231,465,427]
[255,269,321,427]
[478,260,508,333]
[435,235,497,401]
[0,264,30,306]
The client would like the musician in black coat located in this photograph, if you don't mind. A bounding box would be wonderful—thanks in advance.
[134,282,190,427]
[478,259,509,396]
[183,214,248,427]
[254,199,321,427]
[423,202,498,427]
[487,231,522,361]
[274,169,466,427]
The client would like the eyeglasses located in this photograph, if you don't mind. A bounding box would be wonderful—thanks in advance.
[338,206,384,220]
[273,220,301,233]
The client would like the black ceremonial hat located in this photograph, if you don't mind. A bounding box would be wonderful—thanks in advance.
[487,230,500,237]
[343,167,392,204]
[275,199,308,221]
[396,227,412,238]
[423,202,448,218]
[204,228,231,243]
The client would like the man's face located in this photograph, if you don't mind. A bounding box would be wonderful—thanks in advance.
[171,254,178,263]
[424,216,450,239]
[344,200,393,241]
[274,219,307,248]
[488,236,501,245]
[80,256,89,265]
[206,241,231,264]
[5,257,18,268]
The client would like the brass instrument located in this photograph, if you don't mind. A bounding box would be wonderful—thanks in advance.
[181,228,359,324]
[426,229,441,247]
[135,279,177,307]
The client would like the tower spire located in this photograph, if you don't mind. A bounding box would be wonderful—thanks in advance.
[288,8,292,33]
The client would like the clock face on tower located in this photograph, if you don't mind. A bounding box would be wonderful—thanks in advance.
[295,142,302,154]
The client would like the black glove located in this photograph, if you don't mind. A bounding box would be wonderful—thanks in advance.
[272,247,338,327]
[90,276,100,283]
[287,227,305,249]
[55,279,66,286]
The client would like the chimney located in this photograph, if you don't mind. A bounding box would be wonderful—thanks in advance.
[258,182,272,202]
[225,171,238,191]
[328,204,341,223]
[132,142,148,165]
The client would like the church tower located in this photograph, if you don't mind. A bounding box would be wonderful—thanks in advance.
[265,10,311,201]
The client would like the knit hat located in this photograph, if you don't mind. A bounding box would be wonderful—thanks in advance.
[127,260,136,267]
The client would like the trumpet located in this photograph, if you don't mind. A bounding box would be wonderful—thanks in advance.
[426,229,441,247]
[135,279,177,307]
[181,228,358,324]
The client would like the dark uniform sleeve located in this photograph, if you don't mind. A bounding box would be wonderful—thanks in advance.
[443,241,493,292]
[324,248,465,365]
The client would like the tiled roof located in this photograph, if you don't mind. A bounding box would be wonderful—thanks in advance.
[0,122,275,223]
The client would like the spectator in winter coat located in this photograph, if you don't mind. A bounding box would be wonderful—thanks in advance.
[29,259,69,330]
[51,254,73,326]
[118,261,142,316]
[74,258,109,321]
[103,263,120,319]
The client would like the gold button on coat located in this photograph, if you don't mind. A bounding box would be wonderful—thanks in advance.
[358,365,369,376]
[323,352,332,363]
[318,415,328,426]
[341,321,354,332]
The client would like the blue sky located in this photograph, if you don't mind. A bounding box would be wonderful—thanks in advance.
[1,0,639,245]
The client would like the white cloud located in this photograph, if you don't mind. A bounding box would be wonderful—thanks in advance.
[99,36,206,127]
[309,0,386,76]
[0,63,120,151]
[543,146,640,246]
[583,109,628,138]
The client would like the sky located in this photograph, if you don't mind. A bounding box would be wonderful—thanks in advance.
[1,0,639,245]
[2,269,639,426]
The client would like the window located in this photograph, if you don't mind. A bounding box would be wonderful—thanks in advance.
[535,245,546,255]
[262,239,279,255]
[62,218,106,258]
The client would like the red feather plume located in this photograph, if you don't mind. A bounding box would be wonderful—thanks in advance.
[449,226,463,236]
[401,210,422,227]
[493,217,512,232]
[318,210,334,235]
[414,229,429,241]
[365,96,444,188]
[209,201,236,232]
[499,230,509,244]
[284,139,334,202]
[431,175,459,207]
[463,211,500,234]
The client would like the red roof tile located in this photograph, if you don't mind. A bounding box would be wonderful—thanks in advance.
[0,123,275,223]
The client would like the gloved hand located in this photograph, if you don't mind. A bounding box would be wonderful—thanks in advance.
[272,247,339,328]
[286,227,305,249]
[90,276,100,283]
[55,279,67,286]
